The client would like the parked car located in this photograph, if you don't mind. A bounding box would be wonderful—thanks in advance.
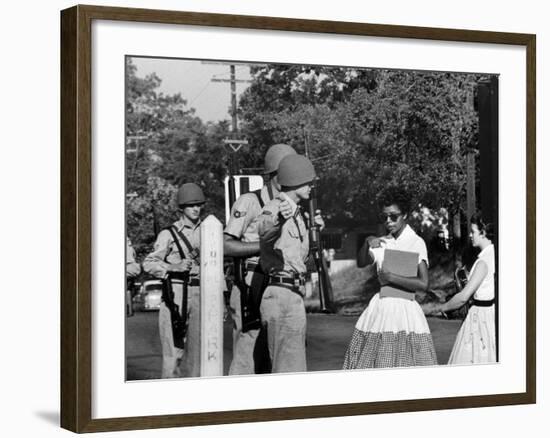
[133,279,163,311]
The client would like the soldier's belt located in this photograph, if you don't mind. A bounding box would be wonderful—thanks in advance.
[269,273,305,290]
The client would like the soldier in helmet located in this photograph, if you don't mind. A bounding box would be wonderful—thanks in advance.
[258,154,324,373]
[126,236,141,278]
[224,144,296,375]
[126,236,141,317]
[143,183,205,378]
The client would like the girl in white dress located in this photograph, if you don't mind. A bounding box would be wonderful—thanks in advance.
[436,214,496,364]
[343,188,437,369]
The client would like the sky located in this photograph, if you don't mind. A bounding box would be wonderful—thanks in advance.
[131,57,252,123]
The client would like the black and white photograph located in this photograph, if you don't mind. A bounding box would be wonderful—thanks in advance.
[124,56,499,381]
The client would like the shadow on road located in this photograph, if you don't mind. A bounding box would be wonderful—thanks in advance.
[127,312,462,380]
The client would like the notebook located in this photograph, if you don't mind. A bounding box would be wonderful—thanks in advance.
[379,249,419,300]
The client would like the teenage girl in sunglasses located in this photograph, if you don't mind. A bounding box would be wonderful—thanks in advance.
[343,187,437,369]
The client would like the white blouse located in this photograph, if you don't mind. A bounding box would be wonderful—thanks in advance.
[369,224,429,272]
[470,244,495,300]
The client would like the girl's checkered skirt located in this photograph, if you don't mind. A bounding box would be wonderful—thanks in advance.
[343,293,437,369]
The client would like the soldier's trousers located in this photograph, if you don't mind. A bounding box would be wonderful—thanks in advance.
[158,284,200,378]
[260,285,307,373]
[228,273,271,375]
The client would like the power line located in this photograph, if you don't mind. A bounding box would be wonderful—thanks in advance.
[188,80,212,106]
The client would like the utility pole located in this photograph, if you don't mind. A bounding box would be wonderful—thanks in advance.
[465,86,477,233]
[466,148,478,231]
[208,63,253,189]
[210,63,252,152]
[451,122,462,268]
[477,76,499,361]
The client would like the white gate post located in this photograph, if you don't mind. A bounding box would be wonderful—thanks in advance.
[200,215,224,376]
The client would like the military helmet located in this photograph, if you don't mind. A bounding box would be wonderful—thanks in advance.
[263,143,297,174]
[177,183,205,206]
[277,154,316,187]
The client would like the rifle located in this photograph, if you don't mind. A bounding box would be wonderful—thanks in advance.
[237,259,263,332]
[304,129,335,313]
[227,157,263,332]
[161,271,190,350]
[163,225,198,349]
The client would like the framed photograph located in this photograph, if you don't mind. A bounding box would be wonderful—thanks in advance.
[60,4,536,433]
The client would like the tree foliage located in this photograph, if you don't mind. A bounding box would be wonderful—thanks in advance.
[126,59,489,265]
[125,59,230,259]
[238,65,485,233]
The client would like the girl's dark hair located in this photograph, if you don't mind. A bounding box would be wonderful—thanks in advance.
[470,212,495,241]
[378,185,412,215]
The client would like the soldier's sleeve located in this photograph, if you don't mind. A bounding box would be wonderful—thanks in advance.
[142,230,173,279]
[126,237,136,263]
[224,194,255,239]
[126,238,141,278]
[258,202,282,243]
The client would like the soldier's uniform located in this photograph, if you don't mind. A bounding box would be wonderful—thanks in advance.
[225,143,297,375]
[225,185,276,375]
[126,237,141,278]
[126,237,141,317]
[143,216,201,378]
[258,193,310,373]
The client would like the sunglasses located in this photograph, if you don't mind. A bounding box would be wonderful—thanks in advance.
[379,212,402,222]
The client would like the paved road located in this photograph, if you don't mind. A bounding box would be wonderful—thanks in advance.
[126,312,461,380]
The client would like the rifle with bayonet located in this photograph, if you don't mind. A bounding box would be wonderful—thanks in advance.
[304,129,335,313]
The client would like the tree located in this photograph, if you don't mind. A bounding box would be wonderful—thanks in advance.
[238,64,486,257]
[125,59,231,258]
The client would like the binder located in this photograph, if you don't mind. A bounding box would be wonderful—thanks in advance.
[379,249,419,300]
